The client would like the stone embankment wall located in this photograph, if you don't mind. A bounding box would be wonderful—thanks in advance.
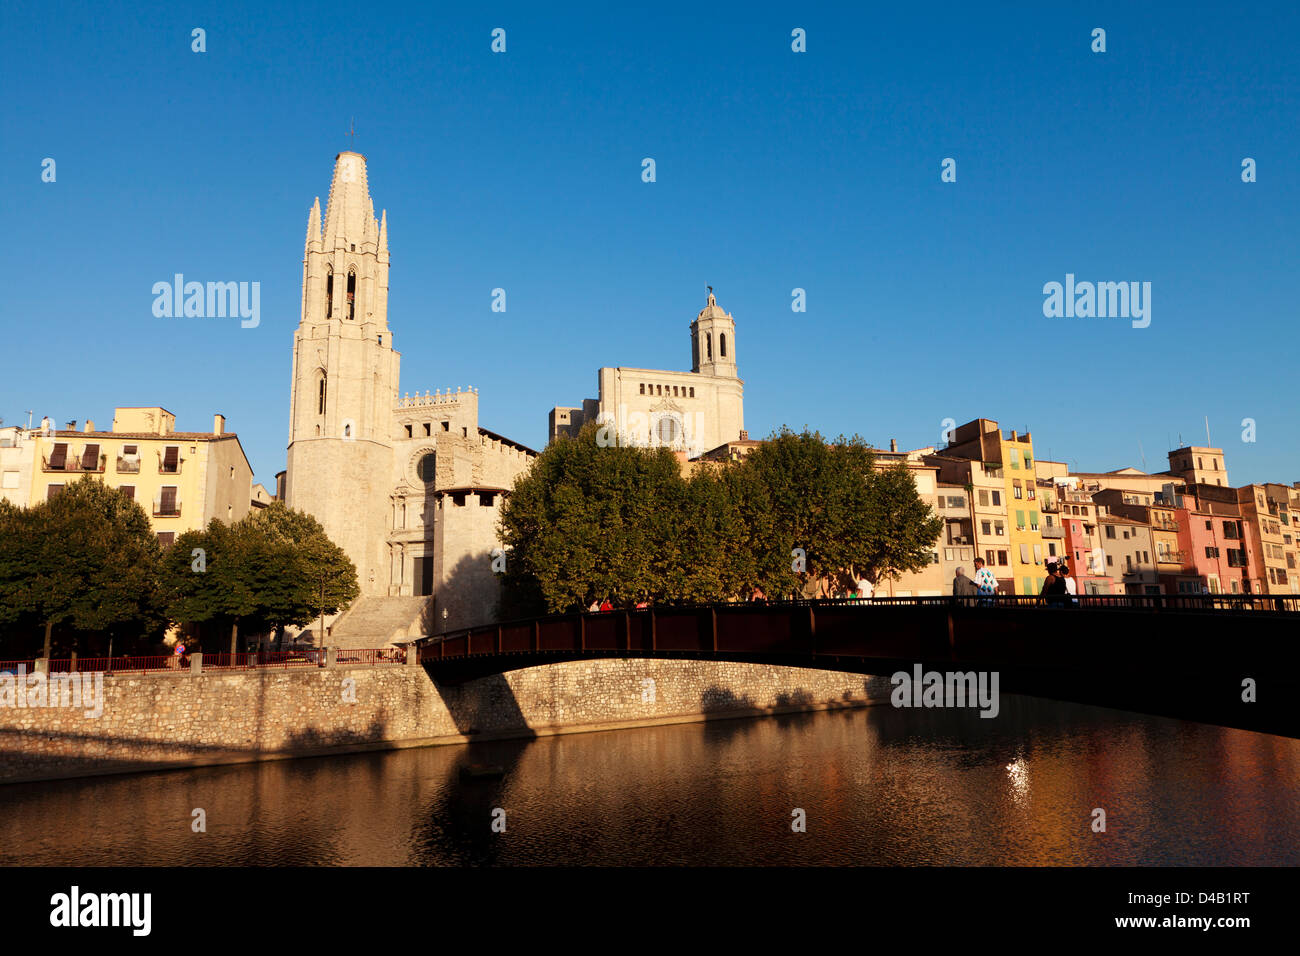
[0,660,887,784]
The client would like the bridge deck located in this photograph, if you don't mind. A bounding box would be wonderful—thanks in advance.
[415,597,1300,737]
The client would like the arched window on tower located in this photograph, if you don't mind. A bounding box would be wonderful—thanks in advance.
[720,333,727,358]
[706,334,712,361]
[325,268,333,318]
[347,271,356,320]
[318,375,327,415]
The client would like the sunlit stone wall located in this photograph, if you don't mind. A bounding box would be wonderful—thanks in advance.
[0,660,886,784]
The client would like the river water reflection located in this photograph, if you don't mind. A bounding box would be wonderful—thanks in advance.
[2,694,1297,865]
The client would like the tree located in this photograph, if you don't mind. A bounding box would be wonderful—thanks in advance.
[160,503,358,652]
[499,422,686,613]
[858,464,945,587]
[496,424,944,613]
[739,427,880,597]
[670,461,773,602]
[0,477,164,657]
[244,503,359,640]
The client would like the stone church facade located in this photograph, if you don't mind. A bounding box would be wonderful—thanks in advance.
[284,152,536,641]
[549,290,745,457]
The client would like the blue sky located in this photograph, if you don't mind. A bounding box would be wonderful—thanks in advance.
[3,1,1297,486]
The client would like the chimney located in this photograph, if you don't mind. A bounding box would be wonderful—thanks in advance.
[213,414,225,436]
[890,439,898,452]
[83,420,94,433]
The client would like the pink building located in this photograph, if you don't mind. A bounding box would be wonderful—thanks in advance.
[1175,483,1262,594]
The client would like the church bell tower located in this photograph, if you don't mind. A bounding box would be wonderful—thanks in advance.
[690,287,738,378]
[285,151,399,596]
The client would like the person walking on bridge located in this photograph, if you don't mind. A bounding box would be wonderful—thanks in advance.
[952,567,978,603]
[1040,563,1069,608]
[973,558,998,606]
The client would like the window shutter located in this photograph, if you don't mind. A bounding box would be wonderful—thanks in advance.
[163,446,179,472]
[1020,543,1030,563]
[50,443,68,469]
[82,443,99,470]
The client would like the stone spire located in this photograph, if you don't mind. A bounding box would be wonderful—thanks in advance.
[304,197,321,254]
[378,209,388,258]
[322,151,379,245]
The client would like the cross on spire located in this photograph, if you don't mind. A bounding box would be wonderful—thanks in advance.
[346,117,357,147]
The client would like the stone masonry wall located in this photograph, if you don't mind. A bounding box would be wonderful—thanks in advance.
[0,660,886,785]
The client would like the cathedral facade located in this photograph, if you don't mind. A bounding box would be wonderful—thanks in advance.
[284,152,536,639]
[549,290,745,457]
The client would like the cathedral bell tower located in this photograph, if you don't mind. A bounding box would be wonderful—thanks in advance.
[285,151,399,597]
[690,287,738,378]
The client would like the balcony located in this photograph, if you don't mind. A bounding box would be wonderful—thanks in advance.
[42,454,106,474]
[1152,519,1180,533]
[1040,526,1065,539]
[152,499,182,518]
[157,457,184,475]
[1157,549,1188,565]
[116,457,141,474]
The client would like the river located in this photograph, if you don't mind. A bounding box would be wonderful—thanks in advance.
[1,693,1296,865]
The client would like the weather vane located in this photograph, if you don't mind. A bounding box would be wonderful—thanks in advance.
[346,117,356,146]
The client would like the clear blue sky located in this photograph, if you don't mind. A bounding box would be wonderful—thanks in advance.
[3,1,1297,486]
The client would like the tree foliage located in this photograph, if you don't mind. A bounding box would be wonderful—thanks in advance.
[159,502,359,649]
[499,424,944,614]
[0,477,165,654]
[499,422,685,613]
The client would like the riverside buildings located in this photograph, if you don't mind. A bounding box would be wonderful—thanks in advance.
[3,409,253,545]
[914,418,1296,596]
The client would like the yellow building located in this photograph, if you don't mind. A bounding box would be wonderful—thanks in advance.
[29,407,254,546]
[931,418,1046,595]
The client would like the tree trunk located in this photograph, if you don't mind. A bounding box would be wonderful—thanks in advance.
[42,621,52,659]
[229,621,239,657]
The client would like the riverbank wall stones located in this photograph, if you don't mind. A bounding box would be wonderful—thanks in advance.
[0,660,890,784]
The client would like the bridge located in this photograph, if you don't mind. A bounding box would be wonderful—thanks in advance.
[415,595,1300,738]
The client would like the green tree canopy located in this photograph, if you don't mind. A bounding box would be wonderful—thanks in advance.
[499,421,687,613]
[0,477,164,656]
[499,424,944,614]
[160,502,359,651]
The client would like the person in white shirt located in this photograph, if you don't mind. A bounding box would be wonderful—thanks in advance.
[857,578,874,600]
[972,558,998,605]
[1060,562,1078,605]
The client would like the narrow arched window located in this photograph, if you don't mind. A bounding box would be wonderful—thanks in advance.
[720,333,727,358]
[325,268,333,318]
[318,375,326,415]
[347,271,356,320]
[706,334,712,360]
